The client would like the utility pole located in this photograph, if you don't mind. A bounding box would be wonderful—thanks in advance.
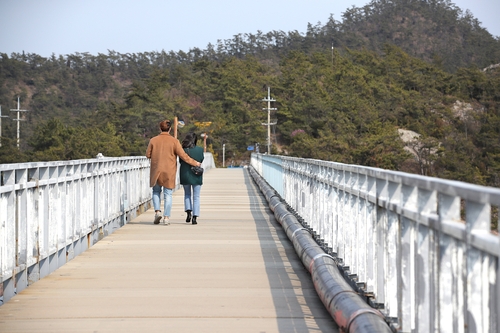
[0,106,10,147]
[331,41,334,68]
[10,97,29,149]
[261,87,277,154]
[222,143,226,167]
[173,117,178,139]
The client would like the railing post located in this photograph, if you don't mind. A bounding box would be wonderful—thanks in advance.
[465,200,494,332]
[251,153,500,332]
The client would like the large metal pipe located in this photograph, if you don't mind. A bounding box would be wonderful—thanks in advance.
[248,166,392,333]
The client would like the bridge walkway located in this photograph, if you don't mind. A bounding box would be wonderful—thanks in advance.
[0,168,338,333]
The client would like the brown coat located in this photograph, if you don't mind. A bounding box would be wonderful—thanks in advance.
[146,132,199,188]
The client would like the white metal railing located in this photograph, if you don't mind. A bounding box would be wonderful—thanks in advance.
[251,153,500,333]
[0,153,216,305]
[0,156,151,304]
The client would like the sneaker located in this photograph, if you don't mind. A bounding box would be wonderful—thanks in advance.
[162,217,170,225]
[154,213,162,224]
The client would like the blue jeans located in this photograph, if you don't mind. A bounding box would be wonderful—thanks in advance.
[183,185,201,217]
[152,183,173,217]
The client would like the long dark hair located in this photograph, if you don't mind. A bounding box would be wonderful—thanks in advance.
[182,132,198,148]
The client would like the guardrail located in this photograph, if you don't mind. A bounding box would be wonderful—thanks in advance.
[251,153,500,333]
[0,156,151,305]
[0,153,216,306]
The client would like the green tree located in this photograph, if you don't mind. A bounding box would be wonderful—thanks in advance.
[0,137,29,164]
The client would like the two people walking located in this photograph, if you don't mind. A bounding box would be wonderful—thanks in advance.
[146,120,204,225]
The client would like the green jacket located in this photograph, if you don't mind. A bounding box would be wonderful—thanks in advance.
[179,146,204,185]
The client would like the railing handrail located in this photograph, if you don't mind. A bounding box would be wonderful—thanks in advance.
[251,153,500,333]
[0,153,214,306]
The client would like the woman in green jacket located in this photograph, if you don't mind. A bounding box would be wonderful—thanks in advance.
[179,132,204,225]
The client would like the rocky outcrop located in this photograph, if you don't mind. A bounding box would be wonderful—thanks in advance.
[482,63,500,72]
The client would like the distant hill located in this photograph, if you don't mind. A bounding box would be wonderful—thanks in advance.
[208,0,500,72]
[0,0,499,188]
[327,0,500,72]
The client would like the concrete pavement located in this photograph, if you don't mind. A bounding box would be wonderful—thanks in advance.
[0,168,338,333]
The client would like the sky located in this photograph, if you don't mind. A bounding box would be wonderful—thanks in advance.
[1,0,499,58]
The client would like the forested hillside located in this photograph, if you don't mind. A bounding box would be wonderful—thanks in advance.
[1,0,499,187]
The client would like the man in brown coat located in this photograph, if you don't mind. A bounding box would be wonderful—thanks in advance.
[146,120,201,225]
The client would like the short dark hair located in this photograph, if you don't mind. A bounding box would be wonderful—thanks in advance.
[160,120,171,132]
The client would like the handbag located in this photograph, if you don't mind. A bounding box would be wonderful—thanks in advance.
[187,148,204,175]
[191,165,204,175]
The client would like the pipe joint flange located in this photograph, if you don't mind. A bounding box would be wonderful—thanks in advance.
[291,227,311,240]
[327,289,360,310]
[278,211,294,221]
[345,308,387,333]
[309,252,336,273]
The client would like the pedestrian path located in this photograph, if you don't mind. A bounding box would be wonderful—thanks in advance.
[0,168,338,333]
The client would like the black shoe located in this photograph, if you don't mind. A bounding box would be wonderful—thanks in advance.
[154,212,162,224]
[192,216,197,225]
[186,210,192,222]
